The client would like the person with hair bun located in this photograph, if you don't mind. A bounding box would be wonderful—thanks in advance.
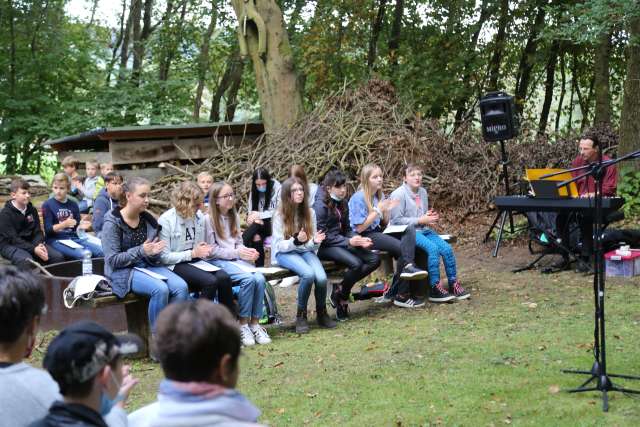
[101,177,189,335]
[158,181,235,314]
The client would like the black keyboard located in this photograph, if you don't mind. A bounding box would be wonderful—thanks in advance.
[494,195,624,213]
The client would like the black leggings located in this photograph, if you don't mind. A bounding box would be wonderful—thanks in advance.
[318,245,381,299]
[172,262,235,314]
[361,224,417,297]
[242,220,271,267]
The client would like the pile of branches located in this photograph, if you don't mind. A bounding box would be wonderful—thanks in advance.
[150,79,612,237]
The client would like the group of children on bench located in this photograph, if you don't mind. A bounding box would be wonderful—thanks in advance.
[0,159,469,346]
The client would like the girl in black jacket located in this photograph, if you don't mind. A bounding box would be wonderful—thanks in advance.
[313,170,380,320]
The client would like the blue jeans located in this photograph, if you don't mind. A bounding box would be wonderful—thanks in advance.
[415,229,457,286]
[78,199,90,214]
[276,251,327,310]
[130,266,189,333]
[47,237,104,260]
[210,260,265,319]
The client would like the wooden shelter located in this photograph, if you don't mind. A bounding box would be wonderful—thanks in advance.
[46,121,264,181]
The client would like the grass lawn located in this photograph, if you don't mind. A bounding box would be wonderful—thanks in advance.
[34,245,640,426]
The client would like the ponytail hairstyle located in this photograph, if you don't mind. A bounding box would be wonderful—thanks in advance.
[171,181,203,219]
[208,181,239,240]
[119,177,150,208]
[289,164,310,198]
[279,177,312,239]
[250,167,274,211]
[322,169,347,211]
[359,163,384,213]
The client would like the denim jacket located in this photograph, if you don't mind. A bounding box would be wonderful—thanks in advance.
[101,208,162,298]
[158,208,206,269]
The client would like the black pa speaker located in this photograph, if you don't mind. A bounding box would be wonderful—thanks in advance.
[479,92,519,142]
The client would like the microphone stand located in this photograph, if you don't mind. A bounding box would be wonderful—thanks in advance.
[543,149,640,412]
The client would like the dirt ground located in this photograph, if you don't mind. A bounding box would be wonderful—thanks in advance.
[267,237,565,325]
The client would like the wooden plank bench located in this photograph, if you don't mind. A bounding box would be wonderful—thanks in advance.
[81,260,348,356]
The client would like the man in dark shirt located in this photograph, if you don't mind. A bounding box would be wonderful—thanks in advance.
[0,179,64,269]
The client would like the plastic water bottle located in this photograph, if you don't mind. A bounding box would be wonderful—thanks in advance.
[77,227,87,240]
[82,249,92,275]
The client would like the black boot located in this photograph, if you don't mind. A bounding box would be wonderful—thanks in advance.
[295,308,310,334]
[316,306,337,329]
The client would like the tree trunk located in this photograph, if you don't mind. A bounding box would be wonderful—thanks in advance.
[538,40,560,135]
[555,50,566,132]
[106,0,128,84]
[619,15,640,172]
[486,0,509,91]
[333,7,345,83]
[454,0,492,126]
[129,0,142,83]
[388,0,404,76]
[225,63,244,121]
[593,31,612,125]
[5,0,17,172]
[210,47,244,122]
[158,0,187,81]
[131,0,154,86]
[367,0,387,71]
[514,0,546,115]
[117,0,134,83]
[231,0,303,133]
[193,1,218,120]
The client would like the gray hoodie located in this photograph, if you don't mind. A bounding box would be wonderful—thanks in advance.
[389,183,429,229]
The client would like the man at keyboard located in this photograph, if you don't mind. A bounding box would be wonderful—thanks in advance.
[564,132,617,271]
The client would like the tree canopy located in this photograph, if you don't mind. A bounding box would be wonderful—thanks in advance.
[1,0,639,174]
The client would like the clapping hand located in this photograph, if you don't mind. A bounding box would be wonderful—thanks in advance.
[297,228,308,243]
[34,244,49,262]
[143,238,166,256]
[379,198,400,213]
[349,235,373,248]
[239,246,260,262]
[421,209,439,225]
[313,230,326,244]
[62,216,77,228]
[191,242,212,259]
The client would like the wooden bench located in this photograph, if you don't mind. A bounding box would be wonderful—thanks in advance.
[82,260,348,356]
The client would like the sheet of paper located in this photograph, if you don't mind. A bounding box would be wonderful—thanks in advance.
[73,274,107,297]
[134,267,168,281]
[84,234,102,247]
[190,260,220,272]
[383,224,408,234]
[230,261,257,273]
[59,239,84,249]
[439,234,451,241]
[259,211,273,220]
[256,267,287,275]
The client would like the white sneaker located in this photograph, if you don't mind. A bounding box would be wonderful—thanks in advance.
[279,276,299,288]
[240,324,255,346]
[373,293,393,304]
[249,324,272,345]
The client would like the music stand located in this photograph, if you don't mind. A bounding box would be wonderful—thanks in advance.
[542,149,640,412]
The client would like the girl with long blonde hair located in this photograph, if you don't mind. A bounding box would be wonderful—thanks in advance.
[348,163,428,308]
[158,181,235,313]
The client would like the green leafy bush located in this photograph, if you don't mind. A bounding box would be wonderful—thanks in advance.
[617,168,640,219]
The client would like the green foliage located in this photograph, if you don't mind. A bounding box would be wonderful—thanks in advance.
[617,167,640,218]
